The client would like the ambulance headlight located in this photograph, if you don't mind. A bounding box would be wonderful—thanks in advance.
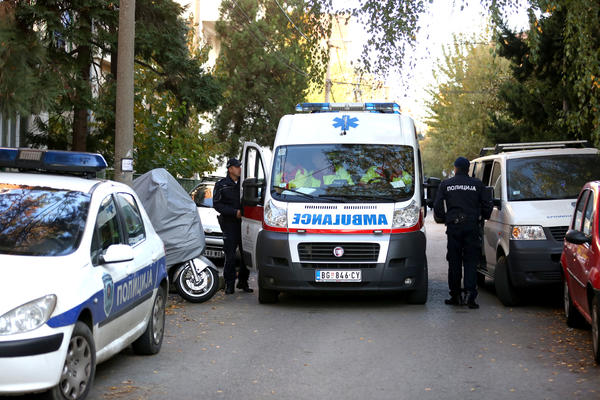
[0,295,57,335]
[392,200,420,228]
[264,199,287,228]
[511,225,546,240]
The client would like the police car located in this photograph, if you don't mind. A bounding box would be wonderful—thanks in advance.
[0,148,168,400]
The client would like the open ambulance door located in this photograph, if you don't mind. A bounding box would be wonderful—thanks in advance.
[240,142,271,269]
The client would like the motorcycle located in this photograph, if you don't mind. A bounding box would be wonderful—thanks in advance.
[133,168,219,303]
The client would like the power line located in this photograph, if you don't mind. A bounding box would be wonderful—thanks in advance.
[272,0,310,42]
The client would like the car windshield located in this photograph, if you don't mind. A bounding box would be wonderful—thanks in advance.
[270,144,415,203]
[507,154,600,201]
[191,182,216,207]
[0,184,90,256]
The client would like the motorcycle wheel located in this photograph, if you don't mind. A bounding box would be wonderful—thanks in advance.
[175,263,219,303]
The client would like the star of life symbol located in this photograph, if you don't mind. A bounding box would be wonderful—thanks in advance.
[333,246,344,258]
[332,115,359,131]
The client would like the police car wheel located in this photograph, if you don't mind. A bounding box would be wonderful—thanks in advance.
[564,279,586,328]
[132,285,166,355]
[47,321,96,400]
[175,264,219,303]
[494,256,521,307]
[592,296,600,364]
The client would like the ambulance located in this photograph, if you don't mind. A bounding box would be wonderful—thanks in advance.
[240,102,428,304]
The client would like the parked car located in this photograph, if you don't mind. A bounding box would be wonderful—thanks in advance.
[0,148,167,400]
[562,181,600,363]
[469,141,600,306]
[190,176,225,261]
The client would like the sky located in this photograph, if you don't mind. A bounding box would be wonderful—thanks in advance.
[332,0,530,129]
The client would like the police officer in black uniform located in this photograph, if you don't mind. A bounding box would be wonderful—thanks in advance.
[213,158,253,295]
[433,156,492,309]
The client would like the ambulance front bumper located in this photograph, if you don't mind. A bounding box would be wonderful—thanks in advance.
[0,325,72,394]
[256,230,427,293]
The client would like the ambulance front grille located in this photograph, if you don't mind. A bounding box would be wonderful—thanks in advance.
[298,243,379,262]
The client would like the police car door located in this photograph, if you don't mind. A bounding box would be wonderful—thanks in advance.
[241,142,271,269]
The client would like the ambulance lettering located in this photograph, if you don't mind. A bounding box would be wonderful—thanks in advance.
[291,213,388,226]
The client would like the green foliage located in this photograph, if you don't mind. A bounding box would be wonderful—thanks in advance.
[213,0,331,156]
[424,35,512,177]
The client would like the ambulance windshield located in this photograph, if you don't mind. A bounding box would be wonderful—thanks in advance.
[271,144,415,203]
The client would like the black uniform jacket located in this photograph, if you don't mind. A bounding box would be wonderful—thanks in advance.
[433,172,493,225]
[213,175,241,226]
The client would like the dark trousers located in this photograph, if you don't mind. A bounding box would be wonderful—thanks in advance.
[446,223,480,299]
[222,222,249,285]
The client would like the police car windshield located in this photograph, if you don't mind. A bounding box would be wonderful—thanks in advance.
[507,154,600,201]
[271,144,415,203]
[0,185,90,256]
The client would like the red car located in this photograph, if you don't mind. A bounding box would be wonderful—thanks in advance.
[561,181,600,363]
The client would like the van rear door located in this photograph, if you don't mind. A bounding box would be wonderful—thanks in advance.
[240,142,271,269]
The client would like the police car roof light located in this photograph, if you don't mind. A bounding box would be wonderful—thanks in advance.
[0,147,108,176]
[295,102,401,114]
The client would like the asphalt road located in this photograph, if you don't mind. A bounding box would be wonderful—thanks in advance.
[78,216,600,399]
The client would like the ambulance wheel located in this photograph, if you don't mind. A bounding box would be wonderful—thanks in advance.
[564,279,586,328]
[258,274,279,304]
[494,256,521,306]
[132,285,166,355]
[47,322,95,400]
[406,264,428,305]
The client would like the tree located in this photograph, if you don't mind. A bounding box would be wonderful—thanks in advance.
[424,35,512,177]
[213,0,331,156]
[0,0,221,158]
[490,0,599,144]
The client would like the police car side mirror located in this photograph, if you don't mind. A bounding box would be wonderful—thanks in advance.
[100,244,134,264]
[242,178,265,207]
[425,177,441,208]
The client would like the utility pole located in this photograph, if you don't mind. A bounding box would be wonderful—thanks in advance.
[114,0,135,186]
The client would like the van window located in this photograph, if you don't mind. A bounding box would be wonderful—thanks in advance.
[481,161,494,185]
[507,154,600,201]
[572,190,589,230]
[490,162,502,199]
[271,144,415,203]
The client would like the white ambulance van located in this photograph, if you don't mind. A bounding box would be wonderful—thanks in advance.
[240,102,428,304]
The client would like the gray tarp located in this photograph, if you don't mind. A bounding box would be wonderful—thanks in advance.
[133,168,205,268]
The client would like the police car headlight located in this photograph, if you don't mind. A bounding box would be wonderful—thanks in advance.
[392,200,420,228]
[0,295,56,335]
[264,199,287,228]
[511,225,546,240]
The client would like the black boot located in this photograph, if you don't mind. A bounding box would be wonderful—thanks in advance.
[444,295,462,306]
[466,292,479,309]
[236,281,254,293]
[225,281,235,295]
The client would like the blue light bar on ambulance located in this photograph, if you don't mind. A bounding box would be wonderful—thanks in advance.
[295,102,401,114]
[0,147,107,175]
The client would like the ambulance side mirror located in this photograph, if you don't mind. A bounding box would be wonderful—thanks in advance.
[425,177,441,209]
[242,178,265,207]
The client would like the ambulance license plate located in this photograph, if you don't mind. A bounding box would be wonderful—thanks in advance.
[315,270,361,282]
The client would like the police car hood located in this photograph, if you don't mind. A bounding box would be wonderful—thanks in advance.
[506,199,576,227]
[0,254,82,315]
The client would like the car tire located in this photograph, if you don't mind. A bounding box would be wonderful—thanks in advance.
[591,295,600,364]
[406,263,428,305]
[258,273,279,304]
[47,321,95,400]
[494,255,521,306]
[564,279,586,328]
[175,263,219,303]
[132,285,166,355]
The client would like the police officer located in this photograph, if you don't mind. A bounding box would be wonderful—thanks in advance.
[213,158,253,295]
[433,156,492,309]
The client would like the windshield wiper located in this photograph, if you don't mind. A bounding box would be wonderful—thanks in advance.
[279,188,336,202]
[330,194,399,202]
